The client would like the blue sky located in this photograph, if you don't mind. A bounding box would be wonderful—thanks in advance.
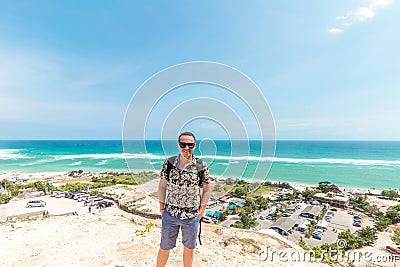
[0,0,399,140]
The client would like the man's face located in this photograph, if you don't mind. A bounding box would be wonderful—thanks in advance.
[178,135,196,159]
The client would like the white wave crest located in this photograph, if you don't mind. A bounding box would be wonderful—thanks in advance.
[54,153,168,161]
[10,150,399,168]
[201,155,400,166]
[68,161,82,166]
[96,160,108,166]
[0,149,35,160]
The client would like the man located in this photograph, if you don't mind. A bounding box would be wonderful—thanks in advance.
[157,132,211,267]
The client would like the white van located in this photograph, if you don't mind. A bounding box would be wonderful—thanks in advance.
[26,200,46,207]
[84,196,99,204]
[73,193,86,200]
[77,194,90,201]
[51,191,61,197]
[90,197,104,206]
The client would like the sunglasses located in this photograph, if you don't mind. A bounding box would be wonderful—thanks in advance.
[179,142,195,149]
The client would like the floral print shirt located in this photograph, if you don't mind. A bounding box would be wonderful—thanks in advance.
[160,155,210,220]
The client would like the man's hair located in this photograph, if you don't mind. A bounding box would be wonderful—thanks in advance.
[178,131,196,142]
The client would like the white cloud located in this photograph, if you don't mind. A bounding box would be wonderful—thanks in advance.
[328,28,343,33]
[354,7,376,21]
[370,0,392,8]
[330,0,392,32]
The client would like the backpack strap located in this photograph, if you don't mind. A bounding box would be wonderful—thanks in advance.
[164,156,177,180]
[195,158,205,187]
[198,217,203,245]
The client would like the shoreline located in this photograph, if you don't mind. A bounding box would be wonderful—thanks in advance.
[0,170,385,194]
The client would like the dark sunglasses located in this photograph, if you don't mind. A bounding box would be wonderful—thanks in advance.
[179,142,195,149]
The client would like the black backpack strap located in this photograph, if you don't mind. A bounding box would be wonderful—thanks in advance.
[198,217,203,245]
[195,157,205,246]
[195,158,205,186]
[164,156,177,180]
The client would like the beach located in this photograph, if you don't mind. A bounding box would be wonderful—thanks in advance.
[0,194,330,267]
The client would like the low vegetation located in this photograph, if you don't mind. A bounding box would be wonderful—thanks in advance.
[381,189,400,199]
[0,171,158,204]
[222,237,260,254]
[337,227,377,249]
[391,229,400,245]
[374,205,400,231]
[0,194,12,204]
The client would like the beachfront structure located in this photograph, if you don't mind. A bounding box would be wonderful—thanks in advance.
[297,220,310,232]
[228,200,244,209]
[207,200,218,208]
[269,217,297,235]
[204,209,222,218]
[313,192,349,209]
[316,220,329,231]
[299,205,321,219]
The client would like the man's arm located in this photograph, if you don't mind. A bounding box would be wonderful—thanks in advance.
[158,178,167,214]
[198,182,211,218]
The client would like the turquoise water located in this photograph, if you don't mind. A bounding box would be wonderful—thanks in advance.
[0,140,399,190]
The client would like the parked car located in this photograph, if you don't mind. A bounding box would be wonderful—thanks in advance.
[259,215,266,220]
[202,217,212,223]
[353,222,362,227]
[51,191,61,197]
[386,245,400,255]
[330,208,338,212]
[326,211,335,217]
[65,192,77,198]
[85,196,99,204]
[312,230,323,240]
[96,200,114,207]
[90,197,104,206]
[282,213,291,217]
[77,194,90,201]
[55,192,66,198]
[73,193,87,200]
[324,216,332,222]
[26,200,46,207]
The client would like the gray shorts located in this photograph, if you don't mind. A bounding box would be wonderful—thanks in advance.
[160,209,199,250]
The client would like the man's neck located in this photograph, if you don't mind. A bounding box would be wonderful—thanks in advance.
[179,154,193,163]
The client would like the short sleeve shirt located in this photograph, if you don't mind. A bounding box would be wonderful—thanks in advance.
[160,155,210,219]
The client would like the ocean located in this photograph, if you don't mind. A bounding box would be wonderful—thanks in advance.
[0,140,399,190]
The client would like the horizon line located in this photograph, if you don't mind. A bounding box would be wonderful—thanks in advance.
[1,139,400,142]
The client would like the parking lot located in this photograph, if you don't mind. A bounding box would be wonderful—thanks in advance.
[288,208,368,247]
[247,201,371,247]
[0,195,115,221]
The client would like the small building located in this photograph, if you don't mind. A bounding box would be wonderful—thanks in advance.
[313,192,349,209]
[269,217,297,235]
[287,204,299,213]
[316,219,329,231]
[204,209,222,218]
[299,205,322,219]
[228,200,244,209]
[207,200,218,208]
[329,185,342,194]
[297,220,310,232]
